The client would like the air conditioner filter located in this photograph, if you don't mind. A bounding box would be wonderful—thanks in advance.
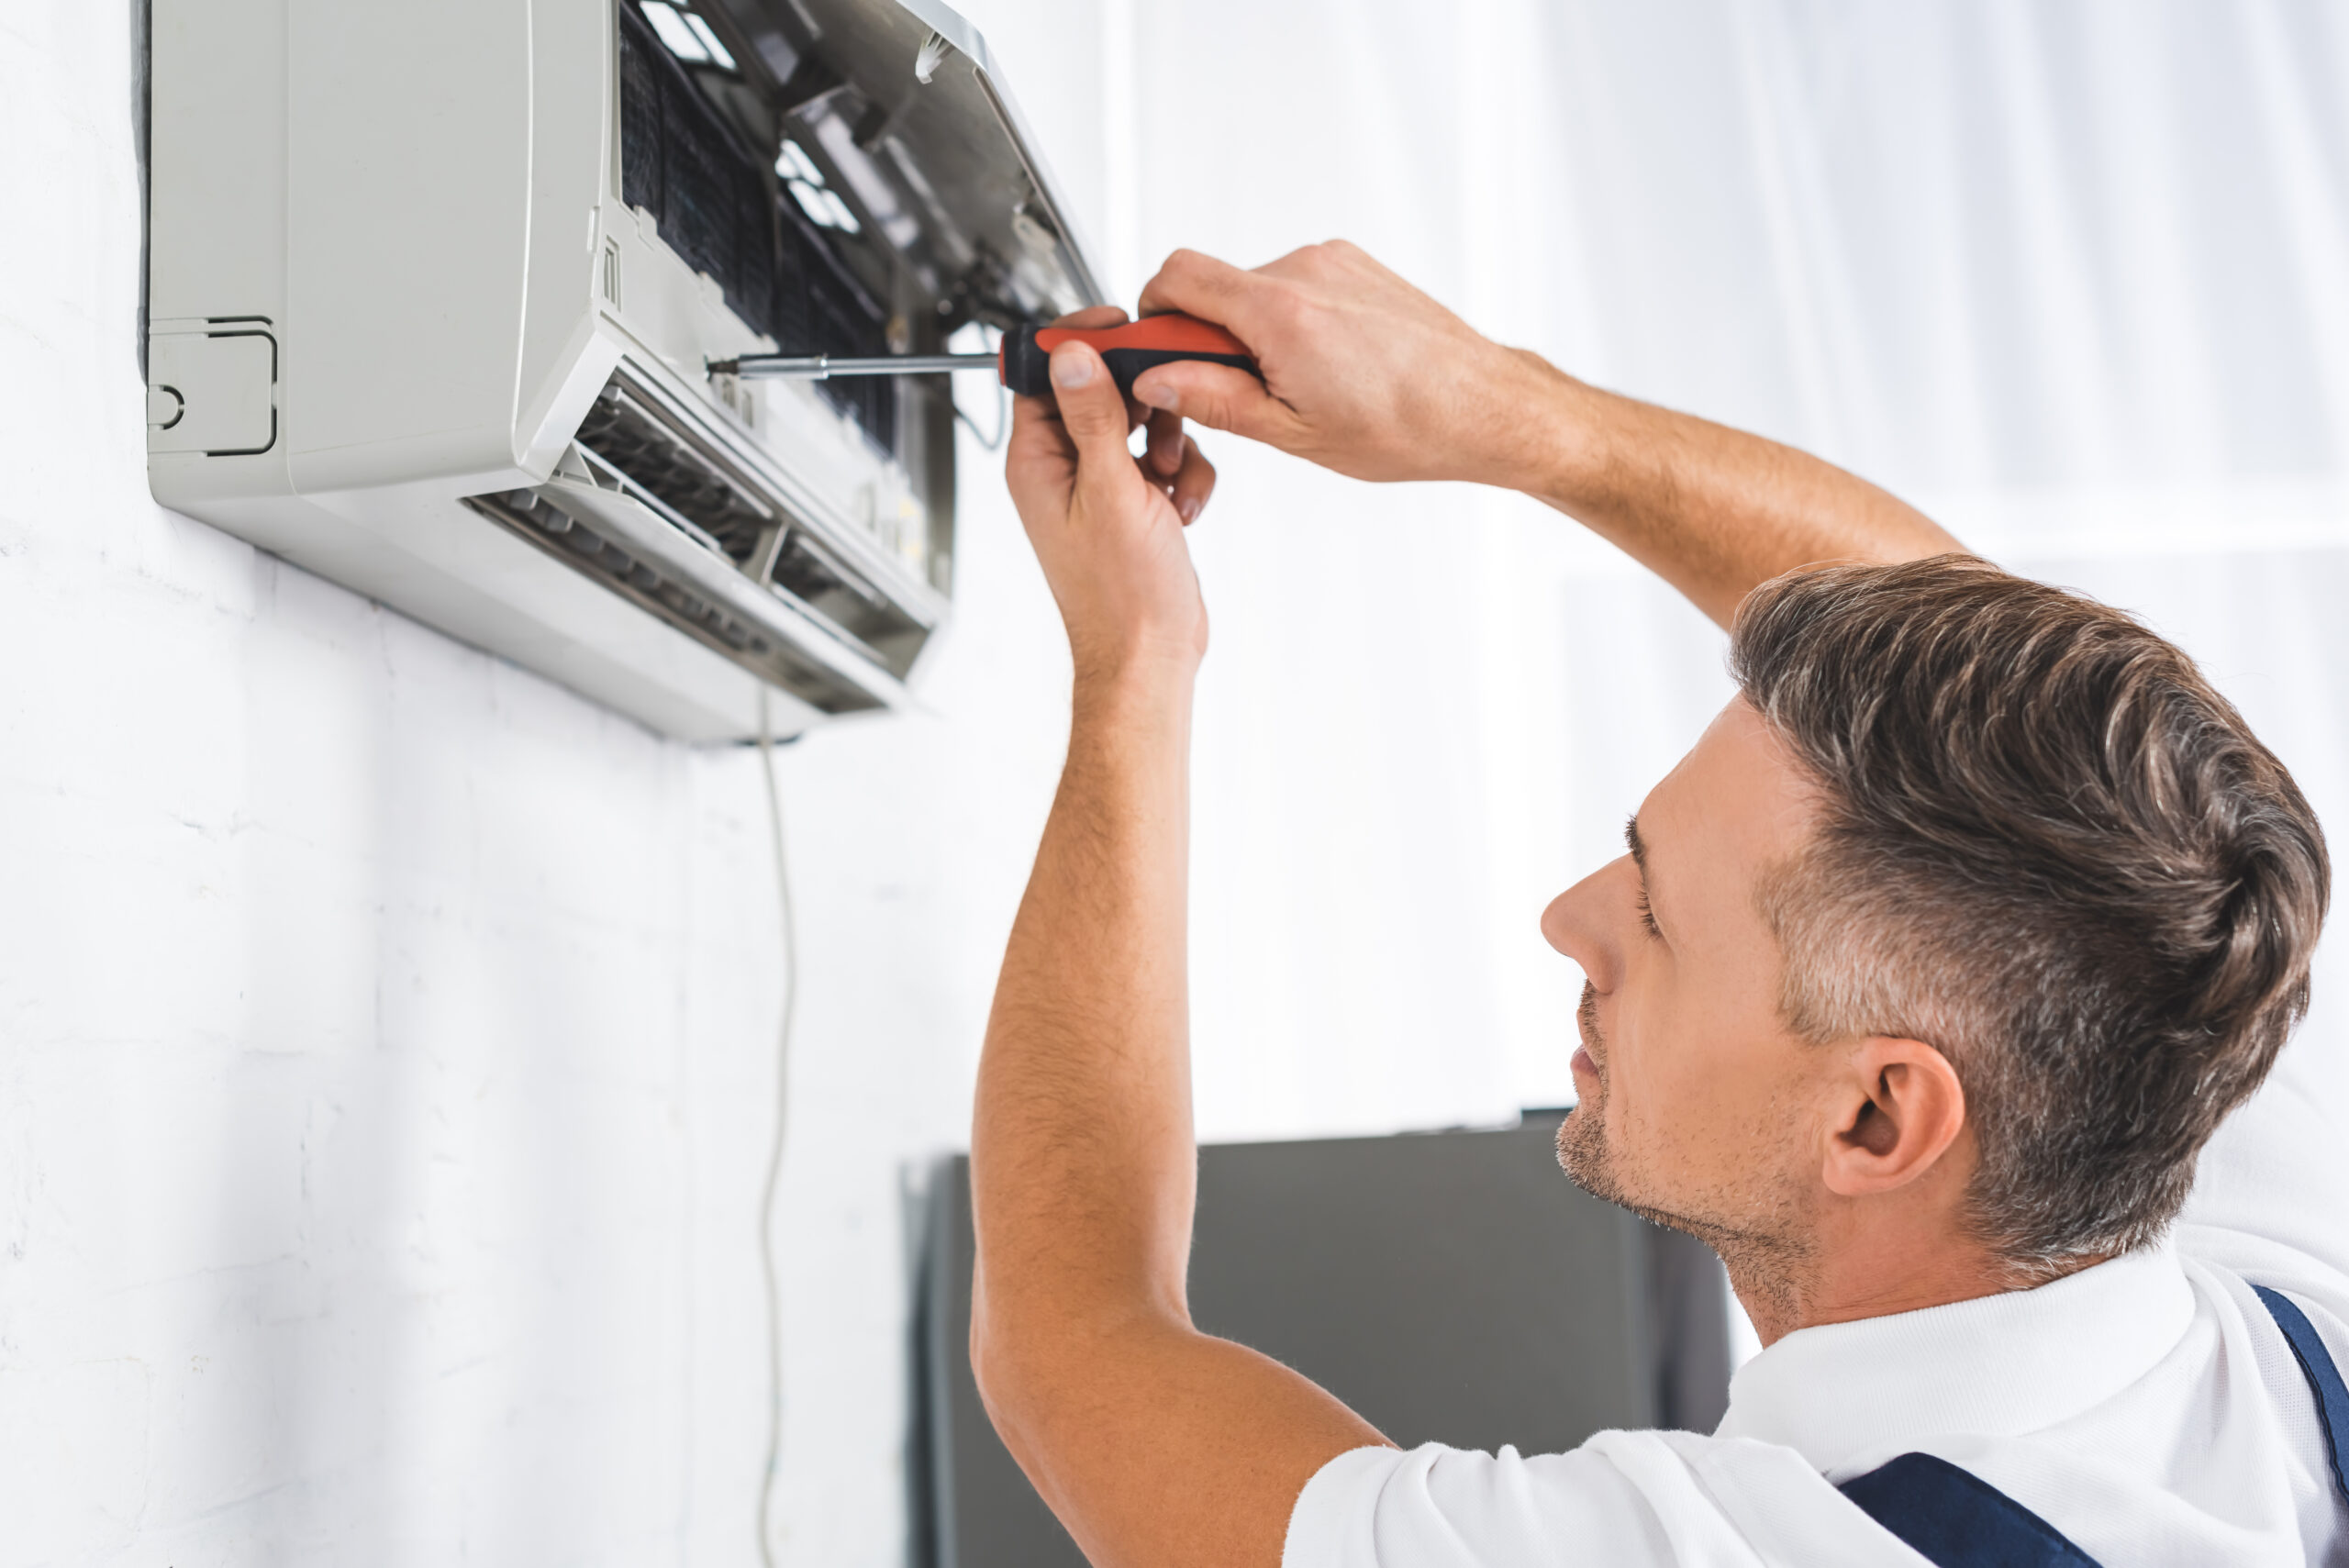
[618,1,896,456]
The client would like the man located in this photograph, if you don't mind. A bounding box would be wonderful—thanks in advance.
[968,240,2346,1566]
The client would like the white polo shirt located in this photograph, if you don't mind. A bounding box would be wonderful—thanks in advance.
[1281,1031,2349,1566]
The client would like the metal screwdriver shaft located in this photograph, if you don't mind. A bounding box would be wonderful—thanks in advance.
[707,316,1258,397]
[709,352,997,379]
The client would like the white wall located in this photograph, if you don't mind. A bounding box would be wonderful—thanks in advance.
[6,0,2348,1564]
[1,2,1085,1562]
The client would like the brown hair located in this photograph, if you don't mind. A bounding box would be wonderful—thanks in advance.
[1731,555,2329,1271]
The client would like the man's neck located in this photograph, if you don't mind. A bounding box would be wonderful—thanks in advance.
[1724,1233,2100,1347]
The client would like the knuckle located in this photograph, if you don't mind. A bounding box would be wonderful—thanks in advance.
[1163,249,1216,289]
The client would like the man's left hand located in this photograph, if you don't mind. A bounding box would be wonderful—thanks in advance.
[1005,307,1218,680]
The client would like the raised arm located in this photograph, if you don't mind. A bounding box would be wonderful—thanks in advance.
[1132,243,1964,628]
[970,312,1388,1568]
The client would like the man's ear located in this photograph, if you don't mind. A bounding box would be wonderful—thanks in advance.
[1820,1038,1968,1197]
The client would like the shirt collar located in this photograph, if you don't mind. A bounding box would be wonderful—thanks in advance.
[1713,1242,2197,1477]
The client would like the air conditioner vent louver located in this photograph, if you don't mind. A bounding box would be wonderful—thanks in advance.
[464,483,887,717]
[567,375,931,675]
[575,386,773,563]
[767,524,928,675]
[463,370,933,712]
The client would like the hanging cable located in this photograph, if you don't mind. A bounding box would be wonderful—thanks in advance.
[952,383,1008,451]
[951,327,1009,451]
[754,688,800,1568]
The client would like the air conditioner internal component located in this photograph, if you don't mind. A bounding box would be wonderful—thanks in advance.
[145,0,1101,740]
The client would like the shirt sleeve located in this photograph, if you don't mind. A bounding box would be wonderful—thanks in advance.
[1280,1440,1680,1568]
[2176,1007,2349,1291]
[1282,1434,1947,1568]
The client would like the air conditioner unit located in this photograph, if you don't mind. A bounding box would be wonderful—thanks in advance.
[146,0,1101,740]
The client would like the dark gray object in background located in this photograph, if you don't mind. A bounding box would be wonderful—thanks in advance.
[915,1114,1731,1568]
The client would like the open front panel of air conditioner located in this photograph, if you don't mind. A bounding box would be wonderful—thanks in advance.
[145,0,1100,740]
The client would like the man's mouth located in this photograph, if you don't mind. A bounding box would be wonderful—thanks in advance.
[1575,981,1606,1079]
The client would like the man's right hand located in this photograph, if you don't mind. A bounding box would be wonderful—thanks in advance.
[1137,239,1965,628]
[1131,242,1559,487]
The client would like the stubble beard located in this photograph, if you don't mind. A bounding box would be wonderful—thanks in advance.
[1553,982,1814,1323]
[1554,982,1627,1201]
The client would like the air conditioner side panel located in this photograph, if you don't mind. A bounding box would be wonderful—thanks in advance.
[518,0,618,463]
[283,0,536,492]
[149,0,297,502]
[149,0,285,327]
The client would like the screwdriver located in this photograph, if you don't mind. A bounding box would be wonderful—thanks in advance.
[707,314,1257,398]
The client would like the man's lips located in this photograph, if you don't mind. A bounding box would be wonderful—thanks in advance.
[1575,982,1607,1080]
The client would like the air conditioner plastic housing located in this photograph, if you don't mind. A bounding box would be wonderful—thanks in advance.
[146,0,1102,740]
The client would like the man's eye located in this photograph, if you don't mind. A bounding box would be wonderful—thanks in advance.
[1634,884,1663,940]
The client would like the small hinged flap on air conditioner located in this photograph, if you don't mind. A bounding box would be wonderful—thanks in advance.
[148,319,278,458]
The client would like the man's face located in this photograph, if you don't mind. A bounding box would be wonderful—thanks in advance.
[1543,697,1831,1261]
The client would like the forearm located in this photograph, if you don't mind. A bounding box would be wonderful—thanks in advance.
[1494,354,1965,628]
[1131,244,1961,626]
[971,661,1200,1385]
[975,328,1386,1568]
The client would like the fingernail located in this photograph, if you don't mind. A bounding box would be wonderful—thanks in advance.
[1138,384,1178,413]
[1052,350,1094,389]
[1179,498,1202,524]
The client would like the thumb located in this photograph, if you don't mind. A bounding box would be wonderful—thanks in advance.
[1130,361,1300,449]
[1048,342,1136,473]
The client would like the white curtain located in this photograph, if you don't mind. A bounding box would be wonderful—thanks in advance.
[977,0,2349,1138]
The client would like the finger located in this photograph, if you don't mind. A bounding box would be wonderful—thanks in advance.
[1004,385,1075,455]
[1135,249,1267,334]
[1143,406,1187,478]
[1130,361,1302,449]
[1003,392,1079,528]
[1048,342,1140,484]
[1051,305,1131,330]
[1004,389,1068,458]
[1166,436,1216,525]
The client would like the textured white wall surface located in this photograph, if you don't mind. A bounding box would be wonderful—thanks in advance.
[2,4,1086,1562]
[6,0,2349,1564]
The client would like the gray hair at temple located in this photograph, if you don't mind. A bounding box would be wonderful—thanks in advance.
[1731,555,2330,1274]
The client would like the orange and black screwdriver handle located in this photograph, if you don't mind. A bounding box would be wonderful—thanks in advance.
[998,314,1258,399]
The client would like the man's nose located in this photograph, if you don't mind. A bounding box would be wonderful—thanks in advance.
[1541,856,1636,991]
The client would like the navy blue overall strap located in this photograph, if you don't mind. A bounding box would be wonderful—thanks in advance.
[2252,1284,2349,1506]
[1838,1452,2099,1567]
[1833,1284,2349,1567]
